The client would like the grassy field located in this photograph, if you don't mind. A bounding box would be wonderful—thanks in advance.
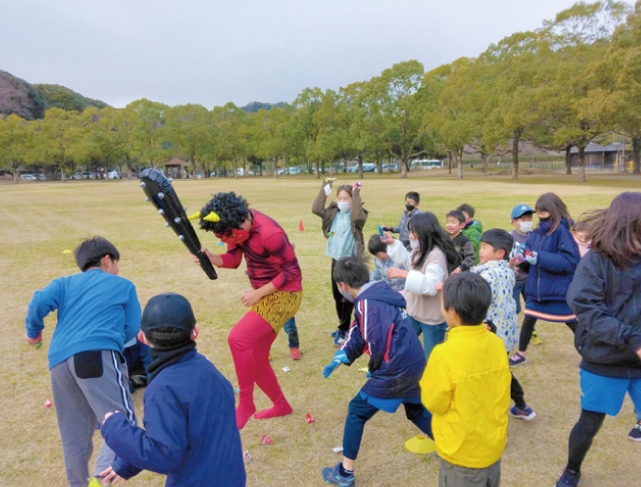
[1,171,638,487]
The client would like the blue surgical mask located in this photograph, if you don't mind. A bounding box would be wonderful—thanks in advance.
[339,285,355,303]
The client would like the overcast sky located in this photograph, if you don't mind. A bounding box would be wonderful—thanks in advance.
[2,0,633,109]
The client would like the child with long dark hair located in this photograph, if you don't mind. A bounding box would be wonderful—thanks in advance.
[509,193,580,367]
[554,192,641,487]
[384,212,461,359]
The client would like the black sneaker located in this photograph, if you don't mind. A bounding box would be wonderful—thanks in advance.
[555,469,580,487]
[628,420,641,441]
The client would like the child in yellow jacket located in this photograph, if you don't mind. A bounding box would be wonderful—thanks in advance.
[421,272,511,487]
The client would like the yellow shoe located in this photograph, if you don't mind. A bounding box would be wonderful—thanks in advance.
[88,478,104,487]
[405,434,436,454]
[531,331,542,345]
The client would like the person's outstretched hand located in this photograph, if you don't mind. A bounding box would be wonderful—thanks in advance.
[382,231,394,246]
[323,350,349,378]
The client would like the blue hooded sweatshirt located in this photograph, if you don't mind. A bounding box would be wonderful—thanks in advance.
[341,281,426,399]
[102,350,246,487]
[524,219,580,303]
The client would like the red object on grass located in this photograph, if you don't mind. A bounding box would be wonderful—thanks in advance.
[44,398,52,408]
[261,434,273,445]
[306,412,315,424]
[298,220,304,231]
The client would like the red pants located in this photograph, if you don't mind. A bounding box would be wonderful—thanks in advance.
[228,311,288,413]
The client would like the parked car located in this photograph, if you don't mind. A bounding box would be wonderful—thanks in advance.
[20,174,36,180]
[277,167,301,175]
[363,163,377,172]
[236,168,254,177]
[108,170,121,179]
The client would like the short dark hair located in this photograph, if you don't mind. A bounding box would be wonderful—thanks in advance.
[442,272,492,326]
[446,210,465,223]
[480,229,513,261]
[333,255,370,289]
[405,192,420,204]
[367,234,387,255]
[200,192,250,236]
[457,203,475,218]
[74,236,120,272]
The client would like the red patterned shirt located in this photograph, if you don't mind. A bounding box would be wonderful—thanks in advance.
[219,210,303,292]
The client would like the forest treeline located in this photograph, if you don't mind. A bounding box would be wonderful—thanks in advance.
[1,1,640,182]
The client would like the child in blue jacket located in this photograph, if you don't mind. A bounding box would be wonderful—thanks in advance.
[99,293,246,487]
[320,256,432,487]
[509,193,580,367]
[24,237,141,487]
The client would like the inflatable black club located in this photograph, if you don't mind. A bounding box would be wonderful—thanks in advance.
[139,168,217,280]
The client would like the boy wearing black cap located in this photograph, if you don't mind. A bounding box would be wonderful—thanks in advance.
[99,293,246,487]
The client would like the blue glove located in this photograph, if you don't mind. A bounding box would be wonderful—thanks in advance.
[323,350,349,379]
[365,371,372,379]
[524,250,538,265]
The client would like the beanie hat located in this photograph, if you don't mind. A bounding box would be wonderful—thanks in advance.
[141,293,196,348]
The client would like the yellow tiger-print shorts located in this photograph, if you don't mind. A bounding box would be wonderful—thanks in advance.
[251,291,303,332]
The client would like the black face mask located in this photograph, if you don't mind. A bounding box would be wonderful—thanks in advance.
[539,216,551,223]
[406,204,415,212]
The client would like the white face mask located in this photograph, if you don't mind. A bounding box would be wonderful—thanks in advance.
[519,221,533,233]
[409,239,420,252]
[337,202,352,213]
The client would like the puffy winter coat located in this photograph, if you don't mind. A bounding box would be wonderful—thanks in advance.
[568,251,641,379]
[524,219,579,302]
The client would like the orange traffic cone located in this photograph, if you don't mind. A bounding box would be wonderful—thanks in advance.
[298,220,304,231]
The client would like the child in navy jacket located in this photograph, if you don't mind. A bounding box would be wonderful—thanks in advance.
[554,192,641,487]
[320,256,432,487]
[100,293,246,487]
[509,193,580,367]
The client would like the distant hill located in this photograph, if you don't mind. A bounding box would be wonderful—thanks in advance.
[0,70,108,120]
[241,101,286,113]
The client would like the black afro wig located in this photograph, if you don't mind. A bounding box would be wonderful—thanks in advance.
[200,192,250,235]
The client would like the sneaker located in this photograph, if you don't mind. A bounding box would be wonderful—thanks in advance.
[554,468,581,487]
[509,352,527,367]
[290,347,302,360]
[321,463,355,486]
[628,420,641,441]
[531,330,542,345]
[332,330,346,347]
[87,478,105,487]
[510,405,536,421]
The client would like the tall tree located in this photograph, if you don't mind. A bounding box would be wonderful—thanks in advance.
[0,114,33,183]
[37,108,82,182]
[124,99,169,169]
[166,104,210,178]
[369,60,429,178]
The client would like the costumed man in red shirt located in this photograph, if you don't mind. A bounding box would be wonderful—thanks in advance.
[190,192,303,429]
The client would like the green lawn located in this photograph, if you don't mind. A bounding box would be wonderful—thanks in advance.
[1,173,637,487]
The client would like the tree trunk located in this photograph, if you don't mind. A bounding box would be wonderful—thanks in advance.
[481,154,488,173]
[314,161,320,179]
[447,150,453,175]
[232,157,238,179]
[357,153,364,180]
[578,145,587,183]
[511,136,519,180]
[565,145,572,175]
[456,151,463,179]
[632,136,641,175]
[400,157,408,178]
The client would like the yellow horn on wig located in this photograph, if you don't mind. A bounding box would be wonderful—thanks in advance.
[187,211,202,221]
[203,211,220,222]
